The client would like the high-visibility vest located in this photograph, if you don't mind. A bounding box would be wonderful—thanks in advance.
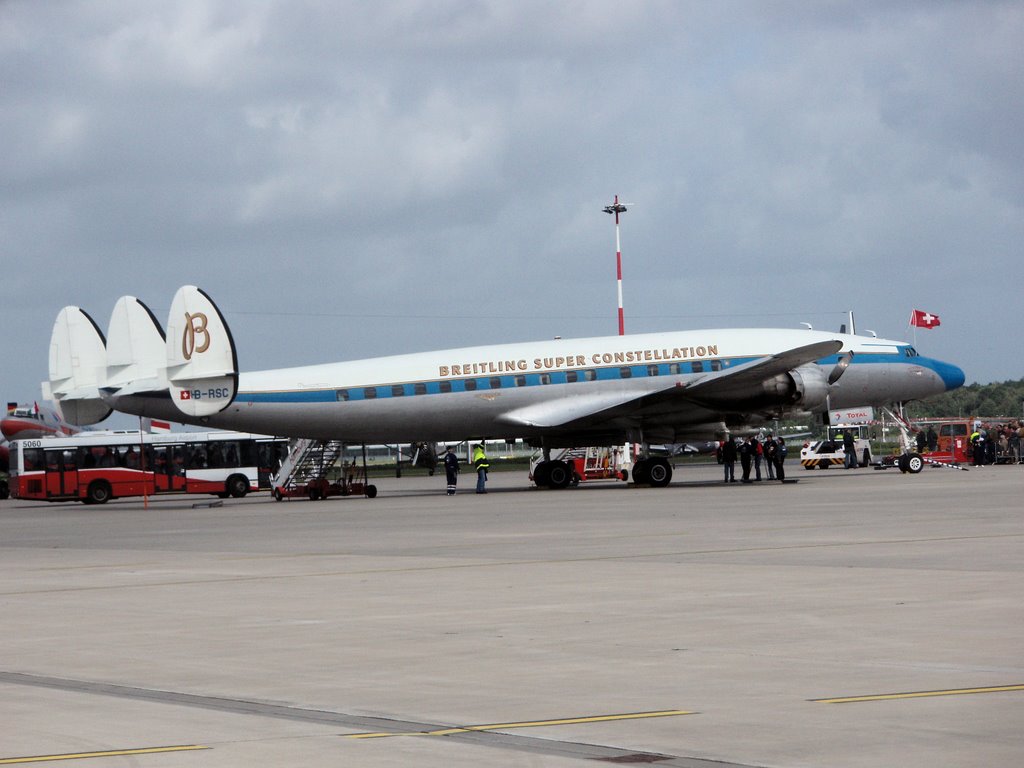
[472,446,489,469]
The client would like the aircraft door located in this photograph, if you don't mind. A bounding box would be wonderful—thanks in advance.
[45,448,79,498]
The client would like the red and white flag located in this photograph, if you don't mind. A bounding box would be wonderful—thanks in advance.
[910,309,941,329]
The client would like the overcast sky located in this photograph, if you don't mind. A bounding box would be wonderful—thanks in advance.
[2,1,1022,421]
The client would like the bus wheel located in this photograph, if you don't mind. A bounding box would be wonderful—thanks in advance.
[227,475,249,498]
[86,481,112,505]
[860,449,871,468]
[0,481,8,500]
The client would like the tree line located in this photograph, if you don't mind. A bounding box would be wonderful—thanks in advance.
[906,378,1024,420]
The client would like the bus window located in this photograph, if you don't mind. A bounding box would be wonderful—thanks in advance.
[186,443,208,468]
[21,447,44,472]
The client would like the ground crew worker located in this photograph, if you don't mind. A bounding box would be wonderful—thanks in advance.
[443,446,459,496]
[843,430,857,469]
[472,443,489,494]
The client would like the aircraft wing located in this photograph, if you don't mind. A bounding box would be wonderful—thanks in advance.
[496,339,842,432]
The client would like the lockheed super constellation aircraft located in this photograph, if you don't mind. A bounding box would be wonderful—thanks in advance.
[42,286,964,488]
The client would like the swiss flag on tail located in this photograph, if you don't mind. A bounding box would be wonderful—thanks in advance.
[910,309,941,329]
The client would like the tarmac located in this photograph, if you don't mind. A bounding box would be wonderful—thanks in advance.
[1,461,1022,767]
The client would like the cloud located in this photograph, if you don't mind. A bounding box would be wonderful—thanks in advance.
[1,0,1021,411]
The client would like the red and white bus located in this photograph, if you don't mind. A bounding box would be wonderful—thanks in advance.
[9,430,289,504]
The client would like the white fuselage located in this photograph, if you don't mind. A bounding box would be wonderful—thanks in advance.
[107,328,963,445]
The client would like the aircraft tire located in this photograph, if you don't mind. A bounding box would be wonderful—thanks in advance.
[532,461,552,488]
[632,459,650,485]
[647,458,672,488]
[547,460,572,489]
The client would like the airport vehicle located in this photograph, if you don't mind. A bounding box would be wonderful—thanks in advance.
[530,446,627,487]
[8,430,288,504]
[800,424,873,469]
[2,401,82,441]
[42,286,964,490]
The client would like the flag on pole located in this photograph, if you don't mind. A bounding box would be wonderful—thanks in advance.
[910,309,941,329]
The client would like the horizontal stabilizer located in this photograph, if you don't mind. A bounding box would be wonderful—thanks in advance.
[47,306,112,425]
[165,285,238,417]
[105,296,169,395]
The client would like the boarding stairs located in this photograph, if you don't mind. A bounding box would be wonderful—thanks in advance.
[272,438,345,492]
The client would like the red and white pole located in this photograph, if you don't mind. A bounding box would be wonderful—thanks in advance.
[603,195,628,336]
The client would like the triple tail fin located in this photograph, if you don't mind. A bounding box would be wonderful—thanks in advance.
[165,285,238,417]
[45,307,113,425]
[105,296,169,396]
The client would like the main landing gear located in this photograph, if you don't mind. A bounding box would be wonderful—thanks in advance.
[630,456,673,487]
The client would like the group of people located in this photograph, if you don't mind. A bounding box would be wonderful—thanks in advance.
[443,443,490,495]
[969,420,1024,465]
[716,434,788,483]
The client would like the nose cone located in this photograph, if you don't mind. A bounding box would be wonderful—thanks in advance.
[933,359,966,392]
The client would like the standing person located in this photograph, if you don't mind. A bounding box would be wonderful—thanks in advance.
[752,436,763,481]
[763,434,777,480]
[721,437,737,483]
[443,446,459,496]
[843,430,857,469]
[773,436,787,482]
[472,443,489,494]
[739,437,753,483]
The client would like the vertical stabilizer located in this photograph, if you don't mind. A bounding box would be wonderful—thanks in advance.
[47,307,113,425]
[165,285,238,417]
[106,296,169,394]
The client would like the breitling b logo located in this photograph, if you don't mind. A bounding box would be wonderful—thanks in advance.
[182,312,211,360]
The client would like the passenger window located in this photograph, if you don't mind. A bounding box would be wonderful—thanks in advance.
[465,379,478,391]
[364,387,377,399]
[489,377,502,389]
[566,371,578,383]
[647,364,659,377]
[619,367,632,379]
[336,389,349,401]
[414,383,427,395]
[439,381,452,393]
[692,361,704,373]
[391,385,405,397]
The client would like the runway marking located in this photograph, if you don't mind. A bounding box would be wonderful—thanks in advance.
[812,683,1024,704]
[0,745,209,764]
[347,709,695,738]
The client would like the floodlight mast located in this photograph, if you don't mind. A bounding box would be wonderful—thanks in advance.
[602,195,628,336]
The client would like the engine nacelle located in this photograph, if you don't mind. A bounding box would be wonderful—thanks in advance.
[761,364,830,411]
